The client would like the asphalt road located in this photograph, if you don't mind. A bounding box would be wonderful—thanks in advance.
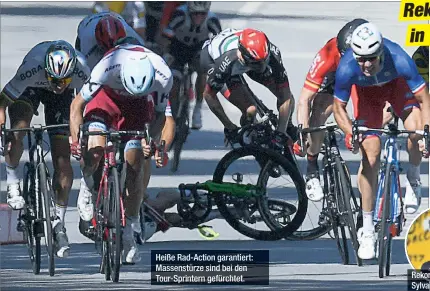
[0,2,429,291]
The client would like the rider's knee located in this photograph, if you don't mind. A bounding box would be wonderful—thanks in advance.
[360,135,381,168]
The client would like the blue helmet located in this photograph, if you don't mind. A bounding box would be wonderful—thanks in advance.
[121,54,155,95]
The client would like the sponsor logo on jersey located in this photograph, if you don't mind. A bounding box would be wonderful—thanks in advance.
[20,65,44,80]
[219,56,231,73]
[104,64,121,73]
[156,69,169,81]
[35,81,49,86]
[73,67,89,82]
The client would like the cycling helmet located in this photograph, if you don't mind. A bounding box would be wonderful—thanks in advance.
[187,1,211,13]
[45,40,77,79]
[238,28,270,72]
[95,15,127,51]
[350,22,383,57]
[121,54,155,95]
[336,18,369,55]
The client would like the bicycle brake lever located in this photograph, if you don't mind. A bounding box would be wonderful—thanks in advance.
[156,140,166,168]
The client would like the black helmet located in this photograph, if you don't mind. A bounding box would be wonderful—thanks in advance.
[336,18,369,55]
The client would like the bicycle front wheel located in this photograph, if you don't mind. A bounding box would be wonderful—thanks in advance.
[38,163,55,276]
[378,164,392,278]
[107,167,122,282]
[22,162,41,275]
[171,96,189,172]
[335,157,362,266]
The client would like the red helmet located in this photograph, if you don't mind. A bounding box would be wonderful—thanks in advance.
[95,15,127,51]
[238,28,269,72]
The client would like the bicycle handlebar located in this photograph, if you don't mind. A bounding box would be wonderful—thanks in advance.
[2,123,69,134]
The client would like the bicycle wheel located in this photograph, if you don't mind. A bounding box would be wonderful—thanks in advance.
[285,154,332,241]
[22,162,41,275]
[107,167,122,282]
[38,163,55,276]
[332,218,349,265]
[378,165,392,278]
[335,158,363,266]
[171,95,189,172]
[257,152,308,238]
[213,147,305,240]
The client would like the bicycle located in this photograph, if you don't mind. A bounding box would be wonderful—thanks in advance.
[286,123,362,266]
[177,145,306,240]
[171,62,193,172]
[79,125,166,282]
[1,123,69,276]
[352,118,429,278]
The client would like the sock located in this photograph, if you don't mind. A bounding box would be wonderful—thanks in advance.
[81,174,94,190]
[407,165,420,182]
[306,153,319,175]
[56,204,67,225]
[5,163,19,184]
[362,211,374,233]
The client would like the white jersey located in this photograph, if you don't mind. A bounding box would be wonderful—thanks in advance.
[93,1,146,30]
[2,41,90,100]
[205,28,242,60]
[80,44,173,116]
[163,4,221,48]
[76,12,145,70]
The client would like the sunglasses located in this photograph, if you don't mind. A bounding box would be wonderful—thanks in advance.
[355,55,380,63]
[47,74,72,87]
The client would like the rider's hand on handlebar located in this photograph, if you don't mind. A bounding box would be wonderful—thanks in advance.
[224,125,239,147]
[69,136,82,160]
[418,139,429,158]
[141,138,152,159]
[293,140,307,157]
[345,133,361,154]
[155,150,168,168]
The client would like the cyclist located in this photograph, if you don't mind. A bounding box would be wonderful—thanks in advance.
[69,43,174,264]
[412,46,429,84]
[201,27,297,139]
[161,1,221,129]
[92,1,147,40]
[332,22,430,260]
[144,1,165,44]
[295,18,393,202]
[0,40,90,258]
[75,12,144,70]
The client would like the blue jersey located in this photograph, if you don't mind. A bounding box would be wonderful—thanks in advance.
[334,38,426,103]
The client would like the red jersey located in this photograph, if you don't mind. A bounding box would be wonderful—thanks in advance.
[304,37,340,93]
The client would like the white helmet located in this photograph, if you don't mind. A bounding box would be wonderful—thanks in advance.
[120,54,155,96]
[350,22,383,57]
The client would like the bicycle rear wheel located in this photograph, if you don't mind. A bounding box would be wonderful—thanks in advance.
[335,158,362,266]
[107,167,122,282]
[22,162,41,275]
[171,96,189,172]
[257,153,308,238]
[38,163,55,276]
[378,164,392,278]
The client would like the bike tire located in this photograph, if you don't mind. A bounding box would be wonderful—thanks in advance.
[333,220,349,265]
[38,163,55,276]
[257,153,308,238]
[285,155,332,241]
[335,158,363,266]
[171,96,189,172]
[23,162,41,275]
[378,164,392,278]
[108,167,121,283]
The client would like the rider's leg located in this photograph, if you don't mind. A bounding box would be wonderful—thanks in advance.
[42,89,74,257]
[6,92,37,210]
[191,71,206,129]
[391,83,424,213]
[305,92,333,202]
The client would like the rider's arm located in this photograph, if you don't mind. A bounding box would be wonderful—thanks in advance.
[160,115,175,151]
[274,86,294,134]
[203,85,236,130]
[332,65,353,135]
[70,92,87,142]
[297,88,317,129]
[160,9,185,54]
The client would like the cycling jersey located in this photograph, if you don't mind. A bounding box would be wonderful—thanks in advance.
[412,46,429,83]
[79,44,172,116]
[76,12,145,70]
[304,37,340,93]
[92,1,146,29]
[334,38,426,103]
[2,41,90,101]
[163,4,221,49]
[203,28,289,93]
